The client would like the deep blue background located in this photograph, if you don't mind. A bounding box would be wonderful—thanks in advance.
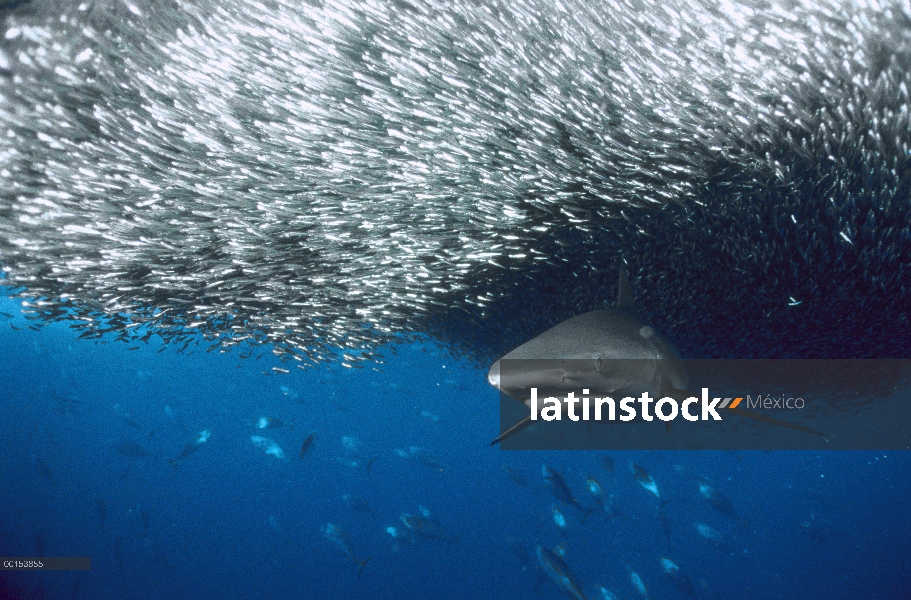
[1,294,910,600]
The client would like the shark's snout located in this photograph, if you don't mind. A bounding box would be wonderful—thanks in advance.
[487,360,501,389]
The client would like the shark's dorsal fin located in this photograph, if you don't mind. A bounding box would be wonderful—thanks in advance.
[617,267,633,310]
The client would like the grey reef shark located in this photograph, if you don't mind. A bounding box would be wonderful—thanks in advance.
[488,267,827,445]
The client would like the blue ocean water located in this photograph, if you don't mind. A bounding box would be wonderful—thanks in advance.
[0,293,909,600]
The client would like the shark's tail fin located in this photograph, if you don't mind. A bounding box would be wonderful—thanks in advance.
[491,415,535,446]
[617,266,633,309]
[356,557,370,579]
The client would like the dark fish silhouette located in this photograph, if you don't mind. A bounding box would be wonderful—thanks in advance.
[505,535,535,574]
[657,500,673,549]
[112,403,143,430]
[399,509,458,546]
[140,508,151,533]
[34,455,55,484]
[299,432,316,459]
[631,463,660,498]
[112,439,150,457]
[536,546,587,600]
[168,429,211,468]
[502,465,527,487]
[251,416,291,429]
[395,446,444,471]
[660,558,697,599]
[698,480,738,520]
[323,523,370,578]
[584,476,622,518]
[342,494,376,515]
[542,465,596,521]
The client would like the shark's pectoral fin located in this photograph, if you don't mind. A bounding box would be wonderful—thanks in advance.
[727,407,828,437]
[662,388,827,437]
[491,414,535,446]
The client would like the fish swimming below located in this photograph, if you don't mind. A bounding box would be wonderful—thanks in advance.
[298,432,316,459]
[505,535,535,574]
[660,558,697,600]
[552,506,567,533]
[251,416,291,429]
[111,439,150,458]
[541,465,596,521]
[598,587,618,600]
[168,429,211,468]
[502,465,528,487]
[698,480,738,520]
[629,567,649,599]
[395,446,444,471]
[250,436,286,461]
[695,522,723,543]
[342,494,375,515]
[585,476,622,518]
[323,523,370,578]
[399,508,458,546]
[536,546,587,600]
[339,436,378,474]
[631,464,660,499]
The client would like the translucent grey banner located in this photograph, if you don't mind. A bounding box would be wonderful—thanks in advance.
[494,359,911,450]
[0,557,91,570]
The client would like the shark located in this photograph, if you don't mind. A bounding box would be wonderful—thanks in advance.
[488,267,826,445]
